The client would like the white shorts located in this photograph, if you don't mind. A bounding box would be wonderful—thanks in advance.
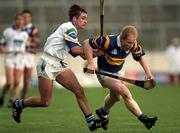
[24,53,35,68]
[36,53,69,80]
[96,69,125,87]
[5,52,25,70]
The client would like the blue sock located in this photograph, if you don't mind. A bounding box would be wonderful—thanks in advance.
[85,113,94,124]
[100,107,109,116]
[138,114,147,122]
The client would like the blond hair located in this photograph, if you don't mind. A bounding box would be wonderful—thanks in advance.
[120,25,138,40]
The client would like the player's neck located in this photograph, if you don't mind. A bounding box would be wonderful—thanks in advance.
[71,20,79,29]
[15,25,23,31]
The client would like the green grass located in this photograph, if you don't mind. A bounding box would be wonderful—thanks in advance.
[1,84,180,133]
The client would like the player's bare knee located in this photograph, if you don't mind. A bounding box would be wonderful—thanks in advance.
[14,82,20,89]
[111,95,121,102]
[115,95,121,101]
[24,79,31,85]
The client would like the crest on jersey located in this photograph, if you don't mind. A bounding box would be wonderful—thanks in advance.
[111,49,118,55]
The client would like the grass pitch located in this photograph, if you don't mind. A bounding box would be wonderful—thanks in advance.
[0,84,180,133]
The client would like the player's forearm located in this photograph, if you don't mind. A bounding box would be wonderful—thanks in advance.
[76,49,86,60]
[83,39,94,64]
[0,47,9,53]
[92,50,104,58]
[71,47,84,56]
[139,56,152,76]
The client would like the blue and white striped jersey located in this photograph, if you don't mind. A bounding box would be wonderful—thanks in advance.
[89,35,145,73]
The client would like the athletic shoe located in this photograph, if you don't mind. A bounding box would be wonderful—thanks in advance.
[143,116,158,129]
[96,108,109,130]
[89,119,109,131]
[0,96,4,107]
[12,100,22,123]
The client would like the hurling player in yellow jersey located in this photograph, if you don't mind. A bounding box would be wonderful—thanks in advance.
[83,25,158,130]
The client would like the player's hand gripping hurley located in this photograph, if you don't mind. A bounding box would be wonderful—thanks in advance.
[84,68,156,90]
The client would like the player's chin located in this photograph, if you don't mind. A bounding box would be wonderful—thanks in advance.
[80,25,86,29]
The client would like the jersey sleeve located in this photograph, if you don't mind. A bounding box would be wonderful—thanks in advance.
[0,35,5,44]
[131,41,145,61]
[64,28,81,49]
[0,29,8,45]
[88,35,110,50]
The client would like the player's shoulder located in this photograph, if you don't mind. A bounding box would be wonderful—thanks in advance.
[31,23,36,28]
[31,24,39,35]
[31,24,38,31]
[61,21,77,33]
[108,34,119,43]
[25,23,38,35]
[3,26,15,36]
[61,21,74,28]
[108,34,118,39]
[3,26,13,33]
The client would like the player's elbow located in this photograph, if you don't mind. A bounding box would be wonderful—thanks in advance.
[70,48,78,55]
[70,46,83,56]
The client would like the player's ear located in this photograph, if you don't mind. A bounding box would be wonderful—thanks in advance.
[72,16,77,22]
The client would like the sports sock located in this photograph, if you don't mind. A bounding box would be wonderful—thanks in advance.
[14,99,25,109]
[85,113,94,124]
[138,113,147,123]
[99,107,109,116]
[100,107,109,116]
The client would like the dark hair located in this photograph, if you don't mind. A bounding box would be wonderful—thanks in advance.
[22,9,32,16]
[14,12,23,20]
[68,4,87,20]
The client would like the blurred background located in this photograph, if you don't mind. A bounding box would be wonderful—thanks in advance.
[0,0,180,87]
[0,1,180,133]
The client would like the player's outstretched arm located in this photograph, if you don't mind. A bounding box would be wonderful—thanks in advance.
[70,45,85,58]
[139,56,153,80]
[83,39,96,74]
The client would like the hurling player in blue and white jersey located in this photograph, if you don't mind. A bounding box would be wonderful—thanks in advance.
[0,13,28,107]
[21,9,40,99]
[12,4,107,131]
[83,25,158,130]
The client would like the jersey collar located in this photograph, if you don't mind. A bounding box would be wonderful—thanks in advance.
[24,23,32,28]
[117,35,121,47]
[12,25,23,31]
[117,35,130,53]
